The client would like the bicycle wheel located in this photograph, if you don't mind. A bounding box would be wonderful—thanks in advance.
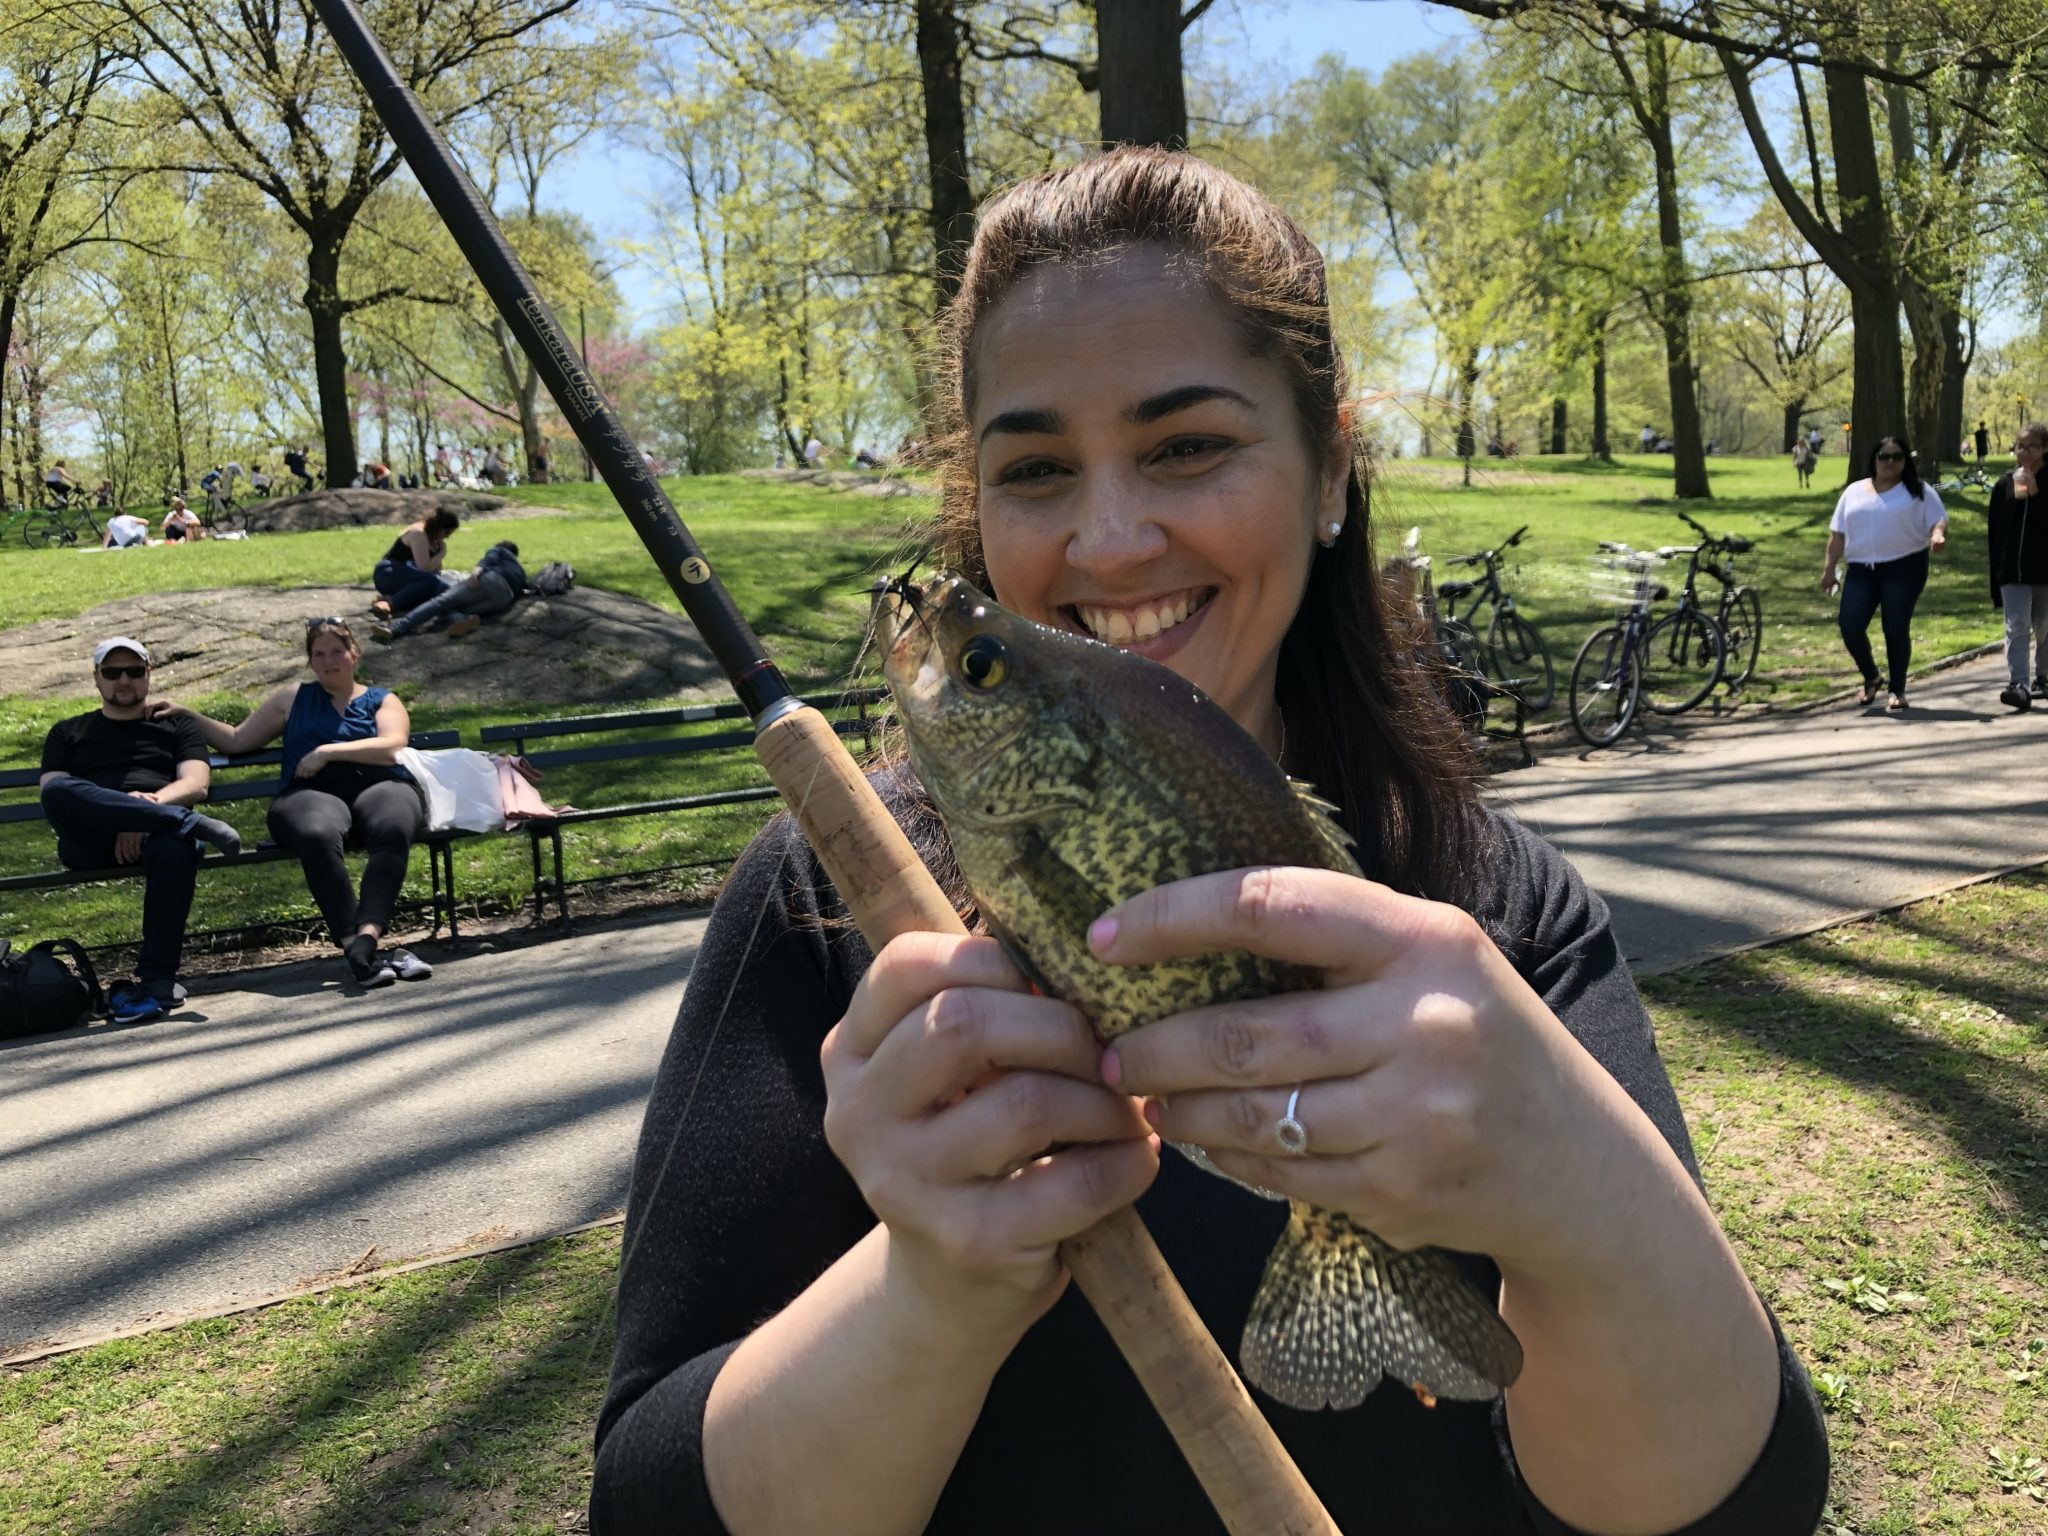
[211,501,246,534]
[1487,609,1555,712]
[1569,623,1640,747]
[1719,586,1763,688]
[1641,607,1726,714]
[1435,617,1492,730]
[22,512,61,549]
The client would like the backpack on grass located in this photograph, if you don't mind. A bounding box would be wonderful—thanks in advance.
[530,561,575,597]
[0,939,104,1040]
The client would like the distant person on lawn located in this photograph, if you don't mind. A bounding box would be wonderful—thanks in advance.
[1791,438,1813,488]
[38,637,243,1024]
[103,510,150,548]
[370,508,459,619]
[284,445,315,493]
[1976,421,1991,465]
[153,620,432,992]
[162,497,204,543]
[372,540,526,642]
[1821,434,1947,712]
[1987,423,2048,712]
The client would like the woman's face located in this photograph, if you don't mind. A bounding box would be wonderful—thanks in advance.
[1873,440,1907,489]
[309,632,359,689]
[2016,434,2045,475]
[969,248,1345,751]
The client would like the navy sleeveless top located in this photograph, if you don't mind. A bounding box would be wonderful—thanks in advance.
[279,683,406,789]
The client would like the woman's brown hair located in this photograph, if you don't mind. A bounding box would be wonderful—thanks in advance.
[305,618,359,658]
[912,146,1487,903]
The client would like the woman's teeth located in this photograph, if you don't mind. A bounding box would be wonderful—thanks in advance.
[1077,591,1201,644]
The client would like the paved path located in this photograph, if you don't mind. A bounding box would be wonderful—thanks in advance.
[1,912,706,1357]
[1493,654,2048,972]
[6,653,2044,1356]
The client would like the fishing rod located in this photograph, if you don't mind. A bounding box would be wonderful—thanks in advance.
[310,5,1336,1529]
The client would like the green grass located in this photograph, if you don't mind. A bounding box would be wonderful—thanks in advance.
[0,475,912,954]
[1375,453,2006,714]
[5,869,2044,1532]
[0,457,2010,954]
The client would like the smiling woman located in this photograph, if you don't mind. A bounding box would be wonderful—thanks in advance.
[592,148,1830,1536]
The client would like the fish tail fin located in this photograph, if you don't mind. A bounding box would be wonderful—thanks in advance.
[1240,1204,1524,1411]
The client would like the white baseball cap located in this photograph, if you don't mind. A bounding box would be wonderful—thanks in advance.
[92,636,151,668]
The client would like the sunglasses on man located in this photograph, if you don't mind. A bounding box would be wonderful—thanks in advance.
[99,665,149,680]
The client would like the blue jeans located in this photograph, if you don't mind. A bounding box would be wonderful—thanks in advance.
[374,560,450,614]
[1838,549,1929,696]
[39,776,204,996]
[390,569,516,635]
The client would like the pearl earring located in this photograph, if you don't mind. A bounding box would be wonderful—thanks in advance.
[1319,521,1342,548]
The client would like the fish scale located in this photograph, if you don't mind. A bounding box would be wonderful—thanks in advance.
[883,572,1523,1411]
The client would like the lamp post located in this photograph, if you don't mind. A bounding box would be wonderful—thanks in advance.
[2021,394,2030,448]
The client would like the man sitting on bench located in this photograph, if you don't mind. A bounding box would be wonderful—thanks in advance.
[38,637,243,1024]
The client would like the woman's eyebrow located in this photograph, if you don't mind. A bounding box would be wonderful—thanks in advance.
[1127,383,1255,423]
[979,407,1064,443]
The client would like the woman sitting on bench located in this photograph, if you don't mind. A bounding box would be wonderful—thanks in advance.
[152,618,433,992]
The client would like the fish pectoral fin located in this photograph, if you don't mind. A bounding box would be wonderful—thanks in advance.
[1171,1140,1287,1202]
[1240,1205,1523,1411]
[1003,830,1119,945]
[983,913,1063,1000]
[1289,777,1363,876]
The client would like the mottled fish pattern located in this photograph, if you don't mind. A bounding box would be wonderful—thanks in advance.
[879,573,1523,1410]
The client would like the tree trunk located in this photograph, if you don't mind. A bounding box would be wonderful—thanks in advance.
[1549,397,1566,454]
[1901,278,1944,467]
[1456,349,1478,486]
[1824,62,1904,482]
[1936,303,1968,464]
[1782,400,1805,453]
[1590,321,1611,462]
[305,238,356,489]
[1096,0,1187,147]
[1644,33,1709,498]
[915,0,976,309]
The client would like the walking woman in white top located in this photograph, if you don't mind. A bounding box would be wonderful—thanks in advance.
[1819,435,1948,710]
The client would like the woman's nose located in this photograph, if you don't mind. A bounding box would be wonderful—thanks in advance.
[1064,473,1168,576]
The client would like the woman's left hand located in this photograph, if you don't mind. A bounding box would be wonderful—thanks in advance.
[1090,866,1633,1279]
[294,745,329,779]
[1930,527,1947,552]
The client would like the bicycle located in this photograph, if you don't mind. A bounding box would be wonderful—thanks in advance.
[1394,533,1532,760]
[1570,544,1719,747]
[1671,511,1763,693]
[1935,464,1993,494]
[21,492,104,549]
[1437,522,1555,711]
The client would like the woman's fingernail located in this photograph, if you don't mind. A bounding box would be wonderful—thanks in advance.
[1142,1099,1162,1130]
[1088,915,1118,952]
[1100,1046,1121,1088]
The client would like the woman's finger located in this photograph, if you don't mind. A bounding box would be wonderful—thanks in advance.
[1147,1074,1383,1159]
[1104,987,1391,1098]
[865,985,1104,1112]
[1087,865,1454,981]
[836,933,1032,1058]
[919,1071,1150,1181]
[969,1137,1162,1254]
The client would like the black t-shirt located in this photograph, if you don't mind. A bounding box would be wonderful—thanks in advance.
[40,711,209,793]
[591,791,1829,1536]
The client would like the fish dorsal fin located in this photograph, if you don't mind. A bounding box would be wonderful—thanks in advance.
[1290,777,1362,876]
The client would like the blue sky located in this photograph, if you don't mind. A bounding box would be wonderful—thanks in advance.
[546,0,1476,329]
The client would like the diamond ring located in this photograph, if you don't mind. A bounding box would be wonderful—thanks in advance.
[1274,1086,1309,1156]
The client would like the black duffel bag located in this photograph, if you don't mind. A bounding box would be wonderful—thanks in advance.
[0,939,105,1039]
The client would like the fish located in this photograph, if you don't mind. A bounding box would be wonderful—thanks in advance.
[878,571,1524,1412]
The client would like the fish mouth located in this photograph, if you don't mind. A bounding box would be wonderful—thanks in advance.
[1058,586,1217,654]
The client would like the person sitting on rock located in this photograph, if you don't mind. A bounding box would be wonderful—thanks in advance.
[370,508,459,619]
[38,637,243,1024]
[372,540,526,642]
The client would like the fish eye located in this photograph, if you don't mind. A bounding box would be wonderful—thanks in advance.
[957,634,1008,690]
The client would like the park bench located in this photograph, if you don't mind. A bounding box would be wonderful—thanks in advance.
[0,729,472,940]
[476,688,888,928]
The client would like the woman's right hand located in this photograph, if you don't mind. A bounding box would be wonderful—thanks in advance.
[820,932,1158,1341]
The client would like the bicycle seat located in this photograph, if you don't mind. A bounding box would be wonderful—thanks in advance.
[1598,540,1629,553]
[1656,545,1696,558]
[1651,584,1670,601]
[1723,538,1754,553]
[1436,580,1476,599]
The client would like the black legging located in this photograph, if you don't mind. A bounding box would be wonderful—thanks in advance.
[1838,548,1930,697]
[267,767,424,946]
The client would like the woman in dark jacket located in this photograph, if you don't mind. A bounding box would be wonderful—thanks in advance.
[1987,422,2048,711]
